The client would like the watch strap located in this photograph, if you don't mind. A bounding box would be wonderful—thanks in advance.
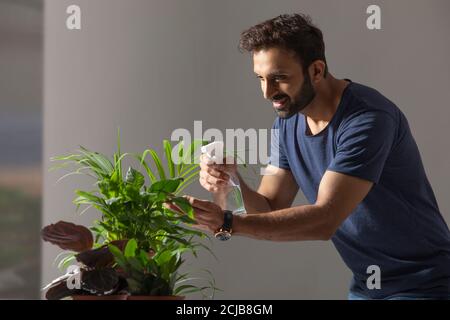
[222,210,233,231]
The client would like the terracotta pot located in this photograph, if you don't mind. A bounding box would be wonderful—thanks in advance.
[127,295,185,300]
[72,294,128,300]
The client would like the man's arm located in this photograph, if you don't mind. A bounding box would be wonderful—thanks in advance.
[238,165,299,214]
[233,170,373,241]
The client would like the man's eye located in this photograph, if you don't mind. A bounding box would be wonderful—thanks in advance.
[274,76,286,81]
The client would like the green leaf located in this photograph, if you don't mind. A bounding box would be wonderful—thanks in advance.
[98,179,119,198]
[194,242,218,261]
[104,196,122,206]
[142,149,166,180]
[171,197,194,219]
[154,249,175,266]
[175,168,200,195]
[55,166,95,184]
[78,146,114,176]
[163,140,175,179]
[124,239,138,258]
[74,190,103,206]
[117,127,121,157]
[125,167,145,189]
[133,153,157,183]
[177,286,211,296]
[180,164,199,179]
[176,141,184,176]
[116,128,122,181]
[108,244,126,267]
[127,257,144,272]
[110,169,120,186]
[149,178,183,194]
[174,284,198,296]
[50,153,81,163]
[57,253,76,271]
[138,249,151,265]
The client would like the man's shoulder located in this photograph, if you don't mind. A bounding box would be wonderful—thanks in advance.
[343,82,401,124]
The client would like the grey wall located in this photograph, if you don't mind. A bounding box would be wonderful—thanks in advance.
[43,0,450,299]
[0,0,42,116]
[0,0,42,299]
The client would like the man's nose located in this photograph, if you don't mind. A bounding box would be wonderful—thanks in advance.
[262,81,278,100]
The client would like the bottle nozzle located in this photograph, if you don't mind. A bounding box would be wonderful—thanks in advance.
[201,141,224,163]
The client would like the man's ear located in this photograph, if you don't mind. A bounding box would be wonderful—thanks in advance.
[309,60,326,83]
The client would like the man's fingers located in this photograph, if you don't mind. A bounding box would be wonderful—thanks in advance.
[191,207,218,232]
[207,168,229,181]
[200,153,215,165]
[199,160,210,171]
[200,170,228,186]
[200,163,230,181]
[163,202,184,214]
[199,176,220,193]
[189,223,211,233]
[185,196,218,211]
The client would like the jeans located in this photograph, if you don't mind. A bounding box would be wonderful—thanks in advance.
[348,291,450,300]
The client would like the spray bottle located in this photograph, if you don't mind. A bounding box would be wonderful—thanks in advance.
[201,141,246,215]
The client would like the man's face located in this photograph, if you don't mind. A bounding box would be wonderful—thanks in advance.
[253,47,316,119]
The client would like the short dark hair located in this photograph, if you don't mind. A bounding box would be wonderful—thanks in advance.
[239,13,328,77]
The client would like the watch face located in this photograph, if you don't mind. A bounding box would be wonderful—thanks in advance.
[215,230,231,241]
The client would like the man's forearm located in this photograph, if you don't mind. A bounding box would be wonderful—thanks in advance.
[237,172,273,214]
[233,204,335,241]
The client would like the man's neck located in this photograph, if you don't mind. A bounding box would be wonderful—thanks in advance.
[301,75,349,135]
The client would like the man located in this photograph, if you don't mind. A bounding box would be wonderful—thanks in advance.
[169,13,450,299]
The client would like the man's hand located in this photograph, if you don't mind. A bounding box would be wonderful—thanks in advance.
[166,196,224,233]
[199,154,237,193]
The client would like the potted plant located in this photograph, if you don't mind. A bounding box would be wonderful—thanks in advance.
[42,131,216,300]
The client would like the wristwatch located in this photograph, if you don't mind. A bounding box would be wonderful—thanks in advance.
[214,210,233,241]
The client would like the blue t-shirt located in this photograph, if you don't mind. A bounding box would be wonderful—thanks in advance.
[270,80,450,299]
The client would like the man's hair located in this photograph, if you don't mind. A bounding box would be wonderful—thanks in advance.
[239,13,328,77]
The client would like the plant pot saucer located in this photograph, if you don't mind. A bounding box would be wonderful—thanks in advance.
[71,294,128,300]
[127,295,185,300]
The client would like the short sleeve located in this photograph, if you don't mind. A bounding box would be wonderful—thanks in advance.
[328,111,396,184]
[269,119,290,170]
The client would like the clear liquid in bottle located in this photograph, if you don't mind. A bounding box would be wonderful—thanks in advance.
[201,141,246,215]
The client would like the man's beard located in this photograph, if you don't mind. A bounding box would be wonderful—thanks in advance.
[273,73,316,119]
